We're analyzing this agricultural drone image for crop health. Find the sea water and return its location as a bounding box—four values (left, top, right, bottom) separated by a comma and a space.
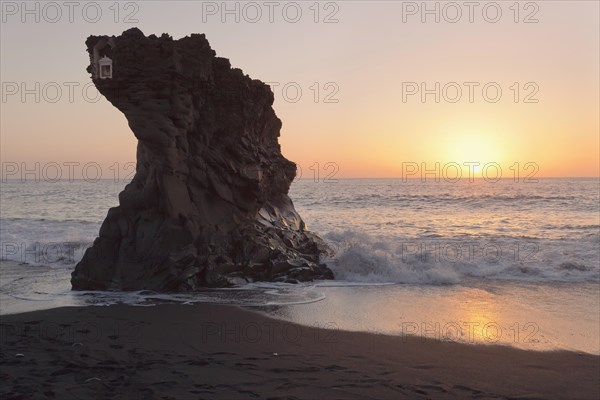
1, 178, 598, 353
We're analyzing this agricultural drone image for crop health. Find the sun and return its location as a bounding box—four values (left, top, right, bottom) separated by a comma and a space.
441, 131, 506, 175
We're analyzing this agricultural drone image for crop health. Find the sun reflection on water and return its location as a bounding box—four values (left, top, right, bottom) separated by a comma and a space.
266, 282, 599, 354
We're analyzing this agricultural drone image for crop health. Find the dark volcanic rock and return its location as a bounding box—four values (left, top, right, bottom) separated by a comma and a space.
71, 28, 333, 290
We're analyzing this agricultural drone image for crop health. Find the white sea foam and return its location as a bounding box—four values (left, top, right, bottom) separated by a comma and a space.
322, 229, 599, 284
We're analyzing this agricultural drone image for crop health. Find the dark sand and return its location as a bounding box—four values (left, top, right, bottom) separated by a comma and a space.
1, 304, 598, 399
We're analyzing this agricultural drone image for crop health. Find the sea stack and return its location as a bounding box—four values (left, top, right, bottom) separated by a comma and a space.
71, 28, 333, 290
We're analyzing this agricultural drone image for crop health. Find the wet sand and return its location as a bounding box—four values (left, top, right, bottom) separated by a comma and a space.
1, 304, 598, 399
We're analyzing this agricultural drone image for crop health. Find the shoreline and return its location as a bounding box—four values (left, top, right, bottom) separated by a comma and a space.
1, 304, 598, 399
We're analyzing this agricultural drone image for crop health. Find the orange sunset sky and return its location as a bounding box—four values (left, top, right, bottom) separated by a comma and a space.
1, 1, 598, 178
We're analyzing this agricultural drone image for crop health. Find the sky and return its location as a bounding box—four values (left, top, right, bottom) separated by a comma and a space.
1, 0, 599, 179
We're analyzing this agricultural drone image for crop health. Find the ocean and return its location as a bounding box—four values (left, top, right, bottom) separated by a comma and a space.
1, 178, 599, 353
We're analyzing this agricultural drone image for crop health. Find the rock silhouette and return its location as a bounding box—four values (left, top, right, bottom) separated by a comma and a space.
71, 28, 333, 290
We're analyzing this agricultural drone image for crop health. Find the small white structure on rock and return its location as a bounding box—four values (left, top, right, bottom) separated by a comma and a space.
91, 37, 116, 79
97, 56, 113, 79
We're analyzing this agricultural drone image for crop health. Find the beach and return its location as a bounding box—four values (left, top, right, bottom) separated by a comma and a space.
1, 303, 598, 400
